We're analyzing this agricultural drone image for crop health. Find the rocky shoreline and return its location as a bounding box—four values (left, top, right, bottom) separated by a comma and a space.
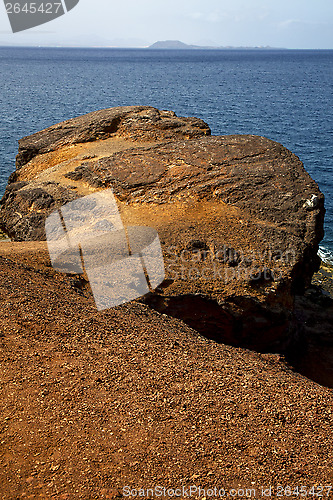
0, 106, 326, 353
312, 260, 333, 297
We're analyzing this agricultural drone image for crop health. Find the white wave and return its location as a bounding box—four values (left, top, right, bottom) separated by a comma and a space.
318, 245, 333, 265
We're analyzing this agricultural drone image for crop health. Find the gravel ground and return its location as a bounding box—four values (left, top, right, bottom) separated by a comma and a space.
0, 245, 332, 499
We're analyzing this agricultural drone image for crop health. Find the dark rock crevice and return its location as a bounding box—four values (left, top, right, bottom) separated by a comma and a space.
143, 291, 293, 353
143, 287, 333, 389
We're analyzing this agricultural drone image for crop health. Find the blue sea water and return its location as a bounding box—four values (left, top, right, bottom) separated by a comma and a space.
0, 47, 332, 260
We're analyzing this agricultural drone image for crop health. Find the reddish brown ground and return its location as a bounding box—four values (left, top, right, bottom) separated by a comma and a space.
0, 243, 332, 499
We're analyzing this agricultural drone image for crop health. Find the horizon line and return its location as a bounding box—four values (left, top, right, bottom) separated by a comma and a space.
0, 44, 332, 50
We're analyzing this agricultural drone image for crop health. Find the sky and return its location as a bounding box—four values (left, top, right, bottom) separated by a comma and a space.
0, 0, 333, 49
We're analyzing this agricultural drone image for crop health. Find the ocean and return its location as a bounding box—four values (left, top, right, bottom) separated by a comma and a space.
0, 47, 332, 260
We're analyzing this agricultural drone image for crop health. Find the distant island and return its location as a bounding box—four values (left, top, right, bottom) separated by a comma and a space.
148, 40, 285, 50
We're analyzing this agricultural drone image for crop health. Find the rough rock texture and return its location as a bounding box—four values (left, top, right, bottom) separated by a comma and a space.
1, 106, 210, 241
15, 105, 211, 169
0, 106, 326, 351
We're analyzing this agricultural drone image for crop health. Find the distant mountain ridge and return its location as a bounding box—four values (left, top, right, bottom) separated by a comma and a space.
148, 40, 285, 50
148, 40, 199, 49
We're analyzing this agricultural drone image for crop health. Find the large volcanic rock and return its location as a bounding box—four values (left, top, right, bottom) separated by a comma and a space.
0, 106, 325, 350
